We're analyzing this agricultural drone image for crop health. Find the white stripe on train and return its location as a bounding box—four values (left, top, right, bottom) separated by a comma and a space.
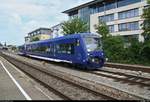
27, 54, 73, 64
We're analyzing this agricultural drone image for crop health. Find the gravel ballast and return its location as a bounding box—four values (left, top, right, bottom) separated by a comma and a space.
2, 52, 150, 100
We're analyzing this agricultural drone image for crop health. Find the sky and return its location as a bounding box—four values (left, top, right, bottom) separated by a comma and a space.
0, 0, 92, 46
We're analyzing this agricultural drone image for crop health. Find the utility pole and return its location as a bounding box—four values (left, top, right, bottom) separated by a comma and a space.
4, 42, 7, 47
103, 2, 106, 22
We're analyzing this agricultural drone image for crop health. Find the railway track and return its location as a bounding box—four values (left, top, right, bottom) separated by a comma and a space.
0, 53, 115, 100
105, 63, 150, 73
0, 51, 149, 99
90, 69, 150, 89
5, 52, 150, 89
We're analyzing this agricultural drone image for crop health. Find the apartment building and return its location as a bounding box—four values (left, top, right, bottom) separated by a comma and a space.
25, 28, 52, 43
63, 0, 148, 42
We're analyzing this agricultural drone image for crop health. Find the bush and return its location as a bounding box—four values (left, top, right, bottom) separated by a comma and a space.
103, 36, 125, 62
125, 39, 143, 64
102, 36, 150, 66
31, 37, 40, 42
139, 41, 150, 65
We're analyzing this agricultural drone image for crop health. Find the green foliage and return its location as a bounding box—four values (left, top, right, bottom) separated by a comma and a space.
31, 37, 40, 42
140, 41, 150, 60
124, 39, 143, 64
102, 36, 125, 62
95, 20, 110, 39
12, 46, 17, 51
103, 36, 150, 66
142, 0, 150, 41
62, 17, 88, 35
94, 19, 150, 66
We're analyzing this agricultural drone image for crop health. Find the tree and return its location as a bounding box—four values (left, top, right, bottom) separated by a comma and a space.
102, 36, 125, 62
12, 46, 17, 51
62, 17, 88, 35
31, 37, 40, 42
140, 40, 150, 60
95, 20, 110, 39
140, 0, 150, 65
95, 20, 125, 62
142, 0, 150, 41
125, 38, 143, 64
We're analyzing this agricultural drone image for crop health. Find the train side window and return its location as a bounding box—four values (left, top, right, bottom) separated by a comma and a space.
57, 43, 74, 55
45, 47, 50, 53
71, 44, 74, 54
56, 45, 61, 54
50, 45, 54, 54
46, 45, 53, 55
75, 39, 80, 46
28, 46, 32, 51
36, 45, 47, 53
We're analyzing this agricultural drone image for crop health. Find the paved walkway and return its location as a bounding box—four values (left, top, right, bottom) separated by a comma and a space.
0, 58, 26, 100
0, 56, 53, 100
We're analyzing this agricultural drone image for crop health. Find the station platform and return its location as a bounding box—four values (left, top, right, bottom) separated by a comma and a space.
0, 56, 52, 100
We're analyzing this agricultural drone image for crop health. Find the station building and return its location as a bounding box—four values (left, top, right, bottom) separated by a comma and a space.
63, 0, 148, 42
25, 28, 52, 43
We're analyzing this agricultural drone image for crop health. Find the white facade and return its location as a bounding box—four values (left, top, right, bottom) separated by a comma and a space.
51, 23, 64, 38
90, 0, 147, 42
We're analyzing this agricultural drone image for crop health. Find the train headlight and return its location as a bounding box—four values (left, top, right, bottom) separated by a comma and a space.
92, 58, 95, 62
90, 57, 100, 64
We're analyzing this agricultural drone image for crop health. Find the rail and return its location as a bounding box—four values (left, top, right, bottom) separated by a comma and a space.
105, 63, 150, 73
0, 53, 115, 100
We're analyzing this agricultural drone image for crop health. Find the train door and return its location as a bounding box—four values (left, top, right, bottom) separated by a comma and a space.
73, 38, 86, 64
43, 42, 55, 59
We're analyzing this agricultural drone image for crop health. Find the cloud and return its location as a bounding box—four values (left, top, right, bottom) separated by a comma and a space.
22, 20, 51, 35
9, 13, 22, 25
0, 0, 92, 45
0, 0, 46, 17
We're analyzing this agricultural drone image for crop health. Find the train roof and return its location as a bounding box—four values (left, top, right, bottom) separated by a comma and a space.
25, 33, 100, 45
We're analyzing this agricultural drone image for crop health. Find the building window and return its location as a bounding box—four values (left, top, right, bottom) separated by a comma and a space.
70, 15, 78, 19
117, 0, 141, 8
33, 32, 36, 36
108, 25, 115, 33
105, 2, 116, 10
118, 8, 139, 19
79, 7, 90, 23
89, 0, 141, 15
37, 31, 41, 34
89, 0, 117, 14
90, 4, 104, 14
99, 14, 114, 22
118, 21, 139, 31
123, 34, 139, 48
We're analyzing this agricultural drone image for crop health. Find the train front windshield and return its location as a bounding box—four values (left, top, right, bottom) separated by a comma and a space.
84, 37, 102, 52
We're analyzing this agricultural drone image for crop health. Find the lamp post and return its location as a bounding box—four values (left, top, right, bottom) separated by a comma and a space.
103, 2, 106, 22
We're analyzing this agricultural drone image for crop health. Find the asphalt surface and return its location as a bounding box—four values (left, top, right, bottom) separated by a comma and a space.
0, 56, 53, 100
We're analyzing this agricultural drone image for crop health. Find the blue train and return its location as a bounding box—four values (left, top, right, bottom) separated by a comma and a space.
18, 33, 105, 69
